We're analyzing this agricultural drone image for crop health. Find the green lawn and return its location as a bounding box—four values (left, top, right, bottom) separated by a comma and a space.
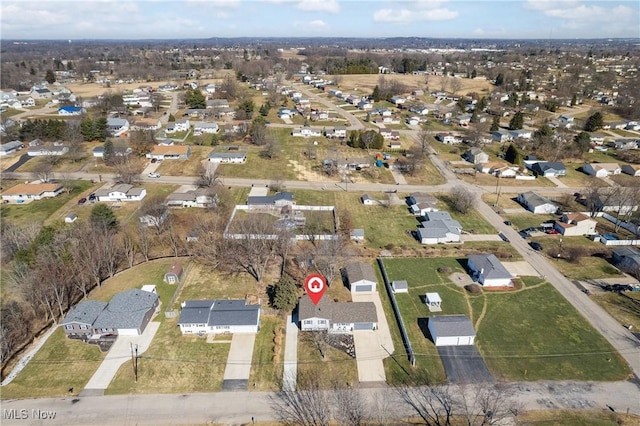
249, 315, 285, 390
380, 258, 630, 382
297, 331, 358, 388
1, 328, 106, 399
106, 317, 230, 394
1, 180, 95, 225
478, 279, 630, 381
503, 213, 557, 230
591, 292, 640, 331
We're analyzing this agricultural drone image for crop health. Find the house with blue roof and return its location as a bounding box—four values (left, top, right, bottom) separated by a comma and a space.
58, 106, 85, 116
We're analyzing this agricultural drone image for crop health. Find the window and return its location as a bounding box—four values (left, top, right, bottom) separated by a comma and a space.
64, 325, 74, 330
79, 324, 88, 330
303, 320, 313, 325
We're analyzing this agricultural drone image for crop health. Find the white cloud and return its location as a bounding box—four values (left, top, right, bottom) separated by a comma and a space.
296, 0, 339, 14
373, 7, 458, 23
308, 19, 326, 28
524, 0, 634, 24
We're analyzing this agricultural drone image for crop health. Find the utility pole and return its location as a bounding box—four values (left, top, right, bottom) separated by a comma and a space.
131, 343, 138, 383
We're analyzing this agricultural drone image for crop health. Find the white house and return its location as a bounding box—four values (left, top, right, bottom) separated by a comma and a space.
516, 191, 558, 214
94, 184, 147, 202
166, 118, 190, 133
291, 126, 322, 138
177, 300, 260, 335
208, 151, 247, 164
57, 106, 84, 116
325, 127, 347, 139
417, 211, 462, 244
436, 133, 460, 144
344, 262, 377, 294
298, 295, 378, 332
27, 145, 68, 156
106, 118, 130, 137
0, 141, 24, 156
428, 315, 476, 346
554, 212, 597, 236
467, 254, 513, 287
2, 183, 64, 204
582, 162, 621, 177
193, 121, 219, 135
146, 145, 191, 160
166, 190, 216, 208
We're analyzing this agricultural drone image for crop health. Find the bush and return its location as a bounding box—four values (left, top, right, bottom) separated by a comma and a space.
437, 266, 452, 274
465, 284, 482, 294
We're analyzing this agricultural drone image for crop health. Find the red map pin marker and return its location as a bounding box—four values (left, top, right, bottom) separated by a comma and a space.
304, 273, 327, 305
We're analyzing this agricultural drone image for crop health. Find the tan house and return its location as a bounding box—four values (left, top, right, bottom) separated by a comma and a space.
554, 212, 597, 236
2, 183, 64, 203
146, 145, 191, 160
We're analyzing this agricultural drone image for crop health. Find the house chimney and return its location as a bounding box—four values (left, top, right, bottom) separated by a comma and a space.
480, 268, 484, 275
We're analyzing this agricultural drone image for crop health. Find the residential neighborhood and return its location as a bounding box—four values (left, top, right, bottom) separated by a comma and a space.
1, 26, 640, 426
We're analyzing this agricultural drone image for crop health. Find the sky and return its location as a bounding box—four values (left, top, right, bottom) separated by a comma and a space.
2, 0, 639, 40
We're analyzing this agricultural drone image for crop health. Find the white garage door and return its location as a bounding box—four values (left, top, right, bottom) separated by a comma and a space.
457, 336, 473, 345
355, 285, 373, 292
117, 328, 139, 336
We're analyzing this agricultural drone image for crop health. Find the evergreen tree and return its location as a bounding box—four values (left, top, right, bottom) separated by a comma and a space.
508, 112, 524, 130
571, 94, 577, 107
103, 139, 114, 165
490, 116, 500, 132
271, 277, 299, 312
494, 73, 504, 86
477, 96, 487, 111
259, 103, 271, 117
45, 69, 56, 84
94, 117, 108, 142
505, 143, 522, 165
185, 88, 206, 109
372, 85, 381, 102
80, 117, 95, 141
168, 113, 176, 122
584, 112, 604, 132
574, 132, 592, 152
90, 204, 119, 231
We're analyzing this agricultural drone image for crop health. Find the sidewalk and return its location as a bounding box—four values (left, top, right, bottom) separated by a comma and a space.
282, 314, 298, 391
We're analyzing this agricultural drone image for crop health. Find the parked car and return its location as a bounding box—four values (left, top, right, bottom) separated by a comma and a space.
88, 193, 96, 201
546, 229, 559, 235
519, 231, 531, 239
529, 241, 543, 251
148, 172, 161, 178
498, 232, 510, 242
77, 197, 87, 205
504, 220, 512, 226
150, 158, 157, 163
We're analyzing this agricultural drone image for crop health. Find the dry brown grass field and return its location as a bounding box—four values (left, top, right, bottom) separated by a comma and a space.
334, 74, 493, 96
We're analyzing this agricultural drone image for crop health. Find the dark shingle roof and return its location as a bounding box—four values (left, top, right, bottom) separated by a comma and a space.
430, 315, 476, 337
177, 299, 260, 327
468, 254, 512, 280
344, 262, 377, 284
92, 289, 158, 330
61, 300, 107, 326
247, 192, 294, 206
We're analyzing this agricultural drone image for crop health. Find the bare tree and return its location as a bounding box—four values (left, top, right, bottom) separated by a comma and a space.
331, 382, 368, 426
32, 161, 54, 183
315, 237, 346, 287
270, 370, 331, 426
416, 125, 432, 155
450, 77, 463, 94
0, 222, 39, 262
450, 186, 475, 214
224, 214, 276, 282
136, 224, 153, 262
112, 155, 143, 184
458, 384, 522, 426
121, 230, 137, 268
139, 196, 170, 234
395, 381, 455, 426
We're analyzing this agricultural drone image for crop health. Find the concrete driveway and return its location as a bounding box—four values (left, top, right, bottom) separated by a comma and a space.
351, 292, 395, 383
81, 322, 160, 396
503, 261, 540, 277
222, 333, 256, 391
283, 314, 298, 391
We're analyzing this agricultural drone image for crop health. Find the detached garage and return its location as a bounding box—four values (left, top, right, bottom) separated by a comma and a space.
428, 315, 476, 346
344, 262, 377, 294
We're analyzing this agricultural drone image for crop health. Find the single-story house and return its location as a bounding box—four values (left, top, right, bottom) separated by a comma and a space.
131, 118, 162, 131
94, 184, 147, 202
621, 164, 640, 177
166, 118, 190, 133
463, 148, 489, 165
208, 151, 247, 163
436, 133, 460, 144
298, 295, 378, 332
166, 190, 215, 208
247, 192, 295, 208
611, 247, 640, 275
475, 161, 517, 177
467, 254, 513, 287
582, 162, 621, 177
428, 315, 476, 346
61, 289, 159, 337
510, 129, 533, 140
193, 121, 219, 135
516, 191, 558, 214
106, 118, 130, 137
57, 106, 84, 116
531, 161, 566, 177
325, 126, 347, 139
361, 194, 375, 205
554, 212, 597, 236
2, 183, 64, 204
0, 140, 24, 156
146, 145, 191, 160
344, 262, 378, 294
392, 280, 408, 293
417, 211, 462, 244
164, 263, 183, 284
177, 299, 260, 335
27, 145, 68, 156
291, 126, 322, 137
350, 228, 365, 242
492, 131, 512, 143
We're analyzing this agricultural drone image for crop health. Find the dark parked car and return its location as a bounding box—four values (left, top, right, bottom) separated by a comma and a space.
88, 193, 96, 201
77, 197, 87, 205
529, 241, 543, 251
498, 232, 510, 242
519, 231, 531, 239
150, 158, 157, 163
504, 220, 512, 226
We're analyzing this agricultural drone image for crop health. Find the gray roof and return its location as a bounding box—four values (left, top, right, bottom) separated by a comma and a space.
468, 254, 512, 280
392, 280, 408, 290
178, 299, 260, 327
429, 315, 476, 337
167, 191, 198, 203
409, 192, 437, 206
344, 262, 377, 284
61, 300, 108, 326
247, 192, 294, 206
209, 152, 246, 159
107, 118, 128, 127
532, 162, 565, 173
419, 211, 462, 238
92, 289, 158, 330
519, 191, 556, 208
350, 229, 365, 238
298, 295, 378, 324
1, 141, 24, 151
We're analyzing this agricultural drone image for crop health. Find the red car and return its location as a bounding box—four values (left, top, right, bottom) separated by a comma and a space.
546, 229, 559, 234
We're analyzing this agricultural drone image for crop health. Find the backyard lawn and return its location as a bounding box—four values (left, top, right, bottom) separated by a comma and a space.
0, 328, 106, 399
380, 258, 630, 382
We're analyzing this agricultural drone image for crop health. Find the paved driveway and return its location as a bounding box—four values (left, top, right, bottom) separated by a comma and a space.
437, 345, 493, 384
81, 322, 160, 396
503, 261, 540, 277
283, 314, 298, 391
351, 292, 395, 383
222, 333, 256, 391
